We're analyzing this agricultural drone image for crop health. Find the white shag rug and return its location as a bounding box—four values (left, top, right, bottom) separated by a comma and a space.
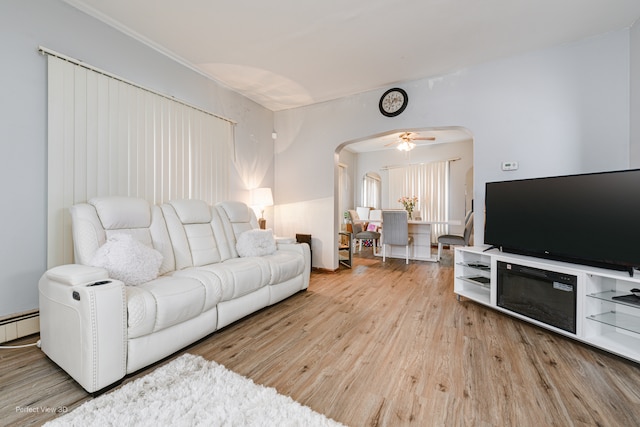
45, 354, 345, 427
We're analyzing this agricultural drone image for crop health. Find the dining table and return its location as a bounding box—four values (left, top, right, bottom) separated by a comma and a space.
373, 219, 461, 262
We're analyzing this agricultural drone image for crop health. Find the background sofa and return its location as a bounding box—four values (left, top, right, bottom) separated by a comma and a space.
39, 197, 310, 393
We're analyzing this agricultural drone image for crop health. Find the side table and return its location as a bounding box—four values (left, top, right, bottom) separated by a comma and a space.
338, 231, 352, 268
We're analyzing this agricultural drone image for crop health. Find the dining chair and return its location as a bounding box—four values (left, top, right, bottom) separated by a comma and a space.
437, 211, 474, 260
368, 209, 382, 228
368, 210, 383, 254
347, 210, 381, 253
356, 206, 371, 221
381, 210, 413, 264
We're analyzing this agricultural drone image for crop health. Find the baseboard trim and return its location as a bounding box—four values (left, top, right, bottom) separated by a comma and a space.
312, 267, 338, 273
0, 310, 39, 344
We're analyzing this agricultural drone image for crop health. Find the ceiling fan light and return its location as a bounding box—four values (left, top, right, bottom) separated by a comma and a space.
397, 140, 415, 151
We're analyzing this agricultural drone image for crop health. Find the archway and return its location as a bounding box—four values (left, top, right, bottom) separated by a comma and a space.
333, 126, 474, 267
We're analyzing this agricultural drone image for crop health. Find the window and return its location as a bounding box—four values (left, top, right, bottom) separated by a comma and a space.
362, 172, 381, 208
387, 161, 450, 241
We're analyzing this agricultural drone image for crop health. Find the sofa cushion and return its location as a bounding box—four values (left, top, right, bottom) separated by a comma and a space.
169, 199, 212, 224
170, 268, 223, 313
183, 223, 221, 266
262, 250, 306, 285
217, 201, 252, 223
198, 257, 271, 301
90, 197, 151, 230
236, 229, 277, 257
215, 201, 260, 256
71, 199, 176, 274
125, 285, 157, 339
89, 234, 163, 286
136, 276, 211, 333
161, 200, 233, 269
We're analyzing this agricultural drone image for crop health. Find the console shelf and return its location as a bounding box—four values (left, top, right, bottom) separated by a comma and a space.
454, 247, 492, 305
458, 275, 491, 288
586, 311, 640, 335
587, 290, 640, 308
455, 246, 640, 364
456, 262, 490, 271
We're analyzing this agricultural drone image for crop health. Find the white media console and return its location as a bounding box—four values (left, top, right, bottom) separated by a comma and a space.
455, 246, 640, 364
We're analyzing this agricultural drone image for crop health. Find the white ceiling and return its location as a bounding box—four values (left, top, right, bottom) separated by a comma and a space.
65, 0, 640, 112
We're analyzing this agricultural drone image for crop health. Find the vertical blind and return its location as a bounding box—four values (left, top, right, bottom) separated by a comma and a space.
388, 160, 450, 242
45, 51, 233, 267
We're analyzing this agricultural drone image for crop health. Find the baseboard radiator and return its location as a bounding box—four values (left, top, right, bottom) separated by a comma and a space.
0, 311, 39, 344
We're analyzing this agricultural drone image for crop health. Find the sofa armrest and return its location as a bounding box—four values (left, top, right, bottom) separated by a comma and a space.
39, 264, 127, 393
44, 264, 109, 285
275, 236, 296, 245
276, 241, 299, 251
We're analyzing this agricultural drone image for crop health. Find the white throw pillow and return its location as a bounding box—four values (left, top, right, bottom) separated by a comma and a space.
236, 229, 277, 257
90, 234, 163, 286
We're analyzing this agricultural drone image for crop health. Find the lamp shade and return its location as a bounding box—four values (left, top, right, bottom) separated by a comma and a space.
250, 188, 273, 229
250, 187, 273, 210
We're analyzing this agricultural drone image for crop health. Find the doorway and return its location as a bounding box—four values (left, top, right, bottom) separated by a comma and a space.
334, 126, 474, 264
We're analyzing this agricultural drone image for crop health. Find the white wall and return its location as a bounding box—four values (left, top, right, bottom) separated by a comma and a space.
0, 0, 274, 317
275, 29, 631, 270
631, 19, 640, 166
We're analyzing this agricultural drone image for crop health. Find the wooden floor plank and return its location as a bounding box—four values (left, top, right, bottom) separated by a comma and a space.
2, 249, 640, 426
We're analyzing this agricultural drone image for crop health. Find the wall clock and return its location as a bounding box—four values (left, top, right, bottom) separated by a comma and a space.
379, 88, 408, 117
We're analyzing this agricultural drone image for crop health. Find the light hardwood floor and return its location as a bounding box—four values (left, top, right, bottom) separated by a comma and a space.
3, 250, 640, 426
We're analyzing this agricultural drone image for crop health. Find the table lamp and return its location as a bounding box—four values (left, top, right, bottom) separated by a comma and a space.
250, 187, 273, 229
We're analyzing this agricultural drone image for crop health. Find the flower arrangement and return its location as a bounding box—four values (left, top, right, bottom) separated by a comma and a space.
398, 196, 418, 218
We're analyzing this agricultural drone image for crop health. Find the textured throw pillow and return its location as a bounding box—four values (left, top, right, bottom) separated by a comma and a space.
236, 229, 277, 257
90, 234, 163, 286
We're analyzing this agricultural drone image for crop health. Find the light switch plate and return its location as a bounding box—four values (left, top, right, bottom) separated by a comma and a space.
502, 161, 519, 171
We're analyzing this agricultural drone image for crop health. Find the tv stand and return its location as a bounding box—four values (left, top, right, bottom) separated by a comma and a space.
455, 246, 640, 364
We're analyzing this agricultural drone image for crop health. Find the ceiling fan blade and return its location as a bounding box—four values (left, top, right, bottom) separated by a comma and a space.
412, 136, 436, 141
384, 141, 398, 147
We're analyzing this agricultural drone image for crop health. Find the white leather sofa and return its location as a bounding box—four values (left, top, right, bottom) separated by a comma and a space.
38, 197, 310, 393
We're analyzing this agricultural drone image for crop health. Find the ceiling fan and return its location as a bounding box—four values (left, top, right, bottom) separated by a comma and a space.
385, 132, 436, 151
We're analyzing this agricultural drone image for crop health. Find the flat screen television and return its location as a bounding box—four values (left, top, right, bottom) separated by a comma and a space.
484, 169, 640, 274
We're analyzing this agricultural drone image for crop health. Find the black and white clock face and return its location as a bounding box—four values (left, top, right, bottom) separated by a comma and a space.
379, 88, 408, 117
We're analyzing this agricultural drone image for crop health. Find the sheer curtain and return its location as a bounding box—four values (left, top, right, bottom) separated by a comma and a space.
387, 160, 450, 242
